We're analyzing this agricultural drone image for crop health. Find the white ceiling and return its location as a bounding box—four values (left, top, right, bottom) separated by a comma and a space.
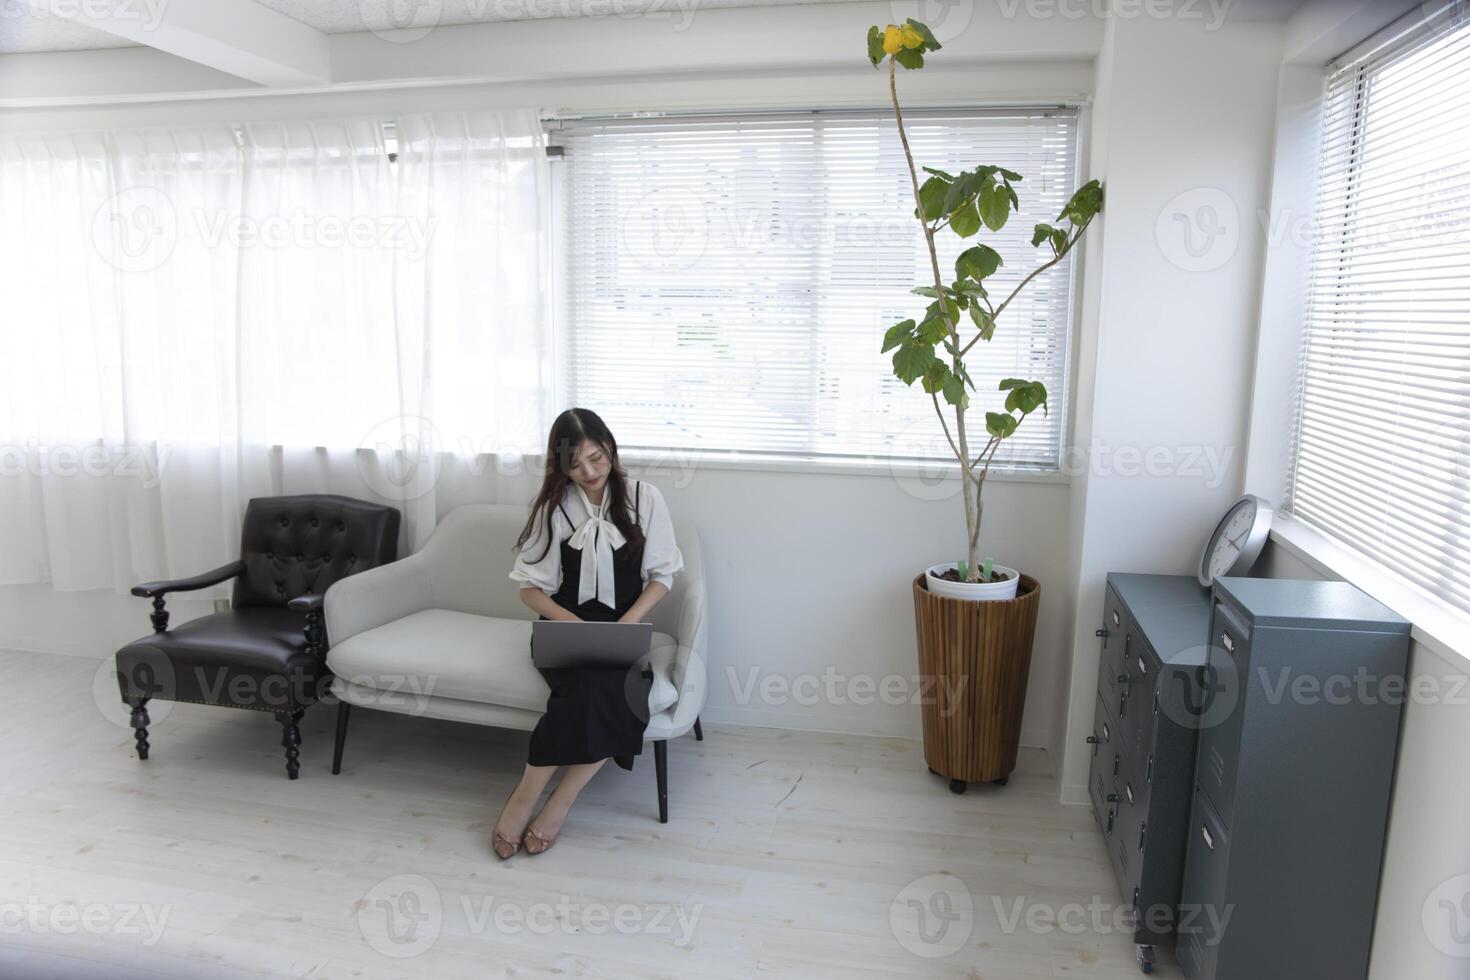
0, 0, 1315, 56
0, 13, 137, 53
254, 0, 848, 34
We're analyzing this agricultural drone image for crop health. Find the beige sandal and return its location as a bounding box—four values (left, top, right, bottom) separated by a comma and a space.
492, 825, 522, 860
521, 823, 558, 855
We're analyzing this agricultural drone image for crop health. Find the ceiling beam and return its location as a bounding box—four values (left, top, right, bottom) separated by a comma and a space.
47, 0, 331, 86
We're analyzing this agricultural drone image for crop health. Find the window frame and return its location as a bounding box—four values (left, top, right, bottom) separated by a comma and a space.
544, 104, 1090, 482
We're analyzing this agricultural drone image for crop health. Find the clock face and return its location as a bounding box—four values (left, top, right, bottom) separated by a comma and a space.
1199, 495, 1273, 587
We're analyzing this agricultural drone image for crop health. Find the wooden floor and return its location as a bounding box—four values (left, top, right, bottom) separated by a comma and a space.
0, 648, 1181, 980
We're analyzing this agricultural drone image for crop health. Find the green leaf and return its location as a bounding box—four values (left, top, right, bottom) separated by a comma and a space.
866, 25, 885, 67
916, 309, 951, 344
941, 371, 968, 407
920, 360, 951, 395
1031, 223, 1055, 247
911, 285, 941, 298
893, 341, 937, 384
894, 47, 924, 70
906, 18, 941, 51
881, 319, 916, 353
1000, 378, 1049, 416
977, 181, 1010, 232
985, 412, 1018, 439
917, 176, 948, 221
921, 166, 955, 180
997, 167, 1022, 182
956, 244, 1002, 281
970, 305, 995, 340
948, 200, 981, 237
1059, 179, 1104, 224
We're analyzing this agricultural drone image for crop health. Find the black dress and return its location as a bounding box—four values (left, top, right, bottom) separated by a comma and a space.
527, 490, 655, 773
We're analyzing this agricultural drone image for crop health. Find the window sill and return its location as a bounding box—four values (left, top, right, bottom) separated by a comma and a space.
1267, 515, 1470, 671
616, 447, 1070, 486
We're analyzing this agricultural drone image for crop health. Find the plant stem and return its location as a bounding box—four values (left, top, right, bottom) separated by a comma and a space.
890, 57, 982, 582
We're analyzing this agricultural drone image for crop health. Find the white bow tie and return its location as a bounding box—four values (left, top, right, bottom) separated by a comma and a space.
567, 482, 627, 610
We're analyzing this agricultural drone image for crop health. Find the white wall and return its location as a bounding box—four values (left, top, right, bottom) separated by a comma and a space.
1053, 12, 1286, 802
9, 464, 1071, 745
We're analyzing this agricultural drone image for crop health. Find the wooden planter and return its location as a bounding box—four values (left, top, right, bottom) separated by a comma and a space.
912, 572, 1041, 791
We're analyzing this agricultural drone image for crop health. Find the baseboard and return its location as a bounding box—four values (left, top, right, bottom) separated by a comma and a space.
1058, 781, 1092, 807
0, 635, 107, 660
700, 704, 1052, 749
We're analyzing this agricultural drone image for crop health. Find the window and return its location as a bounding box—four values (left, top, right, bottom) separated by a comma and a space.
555, 108, 1080, 469
1287, 3, 1470, 613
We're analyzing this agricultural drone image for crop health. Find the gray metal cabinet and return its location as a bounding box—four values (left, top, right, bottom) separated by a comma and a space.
1088, 573, 1213, 972
1176, 577, 1410, 980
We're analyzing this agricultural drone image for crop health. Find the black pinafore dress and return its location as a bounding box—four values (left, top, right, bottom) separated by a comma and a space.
527, 488, 654, 772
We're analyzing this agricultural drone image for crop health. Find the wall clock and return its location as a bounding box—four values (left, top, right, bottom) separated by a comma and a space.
1198, 494, 1274, 587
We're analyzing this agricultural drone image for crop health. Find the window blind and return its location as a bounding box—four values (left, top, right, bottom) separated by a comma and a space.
556, 108, 1080, 468
1287, 1, 1470, 613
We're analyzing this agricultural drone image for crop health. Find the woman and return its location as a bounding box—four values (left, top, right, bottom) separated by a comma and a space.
494, 408, 683, 859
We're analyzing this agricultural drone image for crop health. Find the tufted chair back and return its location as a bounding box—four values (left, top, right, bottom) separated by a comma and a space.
233, 494, 402, 609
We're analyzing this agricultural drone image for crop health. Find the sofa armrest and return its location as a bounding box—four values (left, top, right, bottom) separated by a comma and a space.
131, 560, 245, 598
323, 554, 433, 647
670, 572, 708, 712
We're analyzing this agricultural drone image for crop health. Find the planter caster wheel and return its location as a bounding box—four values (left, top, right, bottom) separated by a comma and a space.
949, 779, 966, 794
992, 777, 1009, 786
1137, 944, 1155, 974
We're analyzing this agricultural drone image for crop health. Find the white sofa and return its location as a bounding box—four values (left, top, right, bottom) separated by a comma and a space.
321, 503, 708, 822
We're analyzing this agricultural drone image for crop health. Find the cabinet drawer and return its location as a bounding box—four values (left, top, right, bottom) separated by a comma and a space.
1088, 694, 1120, 839
1118, 638, 1160, 763
1178, 786, 1231, 980
1195, 600, 1250, 827
1099, 584, 1128, 703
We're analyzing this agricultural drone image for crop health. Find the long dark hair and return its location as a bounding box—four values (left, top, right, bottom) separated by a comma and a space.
514, 408, 645, 566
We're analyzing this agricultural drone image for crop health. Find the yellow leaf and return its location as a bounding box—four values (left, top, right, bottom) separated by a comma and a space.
900, 23, 924, 49
883, 25, 903, 55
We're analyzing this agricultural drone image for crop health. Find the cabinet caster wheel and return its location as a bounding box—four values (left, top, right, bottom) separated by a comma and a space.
992, 777, 1009, 786
949, 779, 966, 794
1136, 944, 1154, 974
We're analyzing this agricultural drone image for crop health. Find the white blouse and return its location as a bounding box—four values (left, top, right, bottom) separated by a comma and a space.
508, 478, 684, 611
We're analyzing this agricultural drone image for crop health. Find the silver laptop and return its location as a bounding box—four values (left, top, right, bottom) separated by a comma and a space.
530, 620, 654, 669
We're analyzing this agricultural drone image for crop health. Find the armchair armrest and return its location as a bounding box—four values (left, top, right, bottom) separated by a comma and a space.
287, 594, 324, 614
669, 571, 708, 716
131, 560, 245, 598
323, 554, 433, 648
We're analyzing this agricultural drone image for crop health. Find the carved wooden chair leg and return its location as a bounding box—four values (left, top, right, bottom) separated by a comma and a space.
654, 740, 669, 824
276, 710, 303, 780
128, 699, 151, 761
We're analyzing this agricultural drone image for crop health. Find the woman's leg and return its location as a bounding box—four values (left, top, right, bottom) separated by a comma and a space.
493, 763, 558, 856
527, 759, 608, 842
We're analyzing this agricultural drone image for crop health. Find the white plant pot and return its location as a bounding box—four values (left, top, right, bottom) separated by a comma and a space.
924, 562, 1021, 601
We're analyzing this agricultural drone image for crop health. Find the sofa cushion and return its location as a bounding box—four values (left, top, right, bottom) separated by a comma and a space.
326, 608, 680, 716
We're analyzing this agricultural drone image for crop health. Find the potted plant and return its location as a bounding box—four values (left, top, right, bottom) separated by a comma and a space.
867, 20, 1104, 790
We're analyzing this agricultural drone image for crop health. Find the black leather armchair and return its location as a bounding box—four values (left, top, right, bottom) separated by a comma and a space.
114, 494, 401, 779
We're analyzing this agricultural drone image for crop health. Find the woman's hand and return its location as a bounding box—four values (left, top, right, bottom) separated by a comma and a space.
520, 587, 582, 622
618, 581, 669, 624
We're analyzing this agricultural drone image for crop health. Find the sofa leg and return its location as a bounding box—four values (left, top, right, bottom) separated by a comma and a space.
693, 716, 704, 741
129, 699, 151, 761
654, 740, 669, 824
332, 701, 351, 775
276, 710, 302, 780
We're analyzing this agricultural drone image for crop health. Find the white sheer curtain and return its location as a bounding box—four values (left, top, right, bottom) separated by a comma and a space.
0, 109, 550, 596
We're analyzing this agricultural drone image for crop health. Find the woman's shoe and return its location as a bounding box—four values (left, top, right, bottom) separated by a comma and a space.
491, 825, 522, 860
521, 823, 558, 855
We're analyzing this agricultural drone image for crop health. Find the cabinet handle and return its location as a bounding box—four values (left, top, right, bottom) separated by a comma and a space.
1201, 825, 1215, 850
1221, 632, 1234, 653
1106, 793, 1119, 803
1086, 735, 1099, 744
1112, 610, 1120, 627
1125, 783, 1134, 804
1136, 656, 1148, 675
1095, 628, 1109, 639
